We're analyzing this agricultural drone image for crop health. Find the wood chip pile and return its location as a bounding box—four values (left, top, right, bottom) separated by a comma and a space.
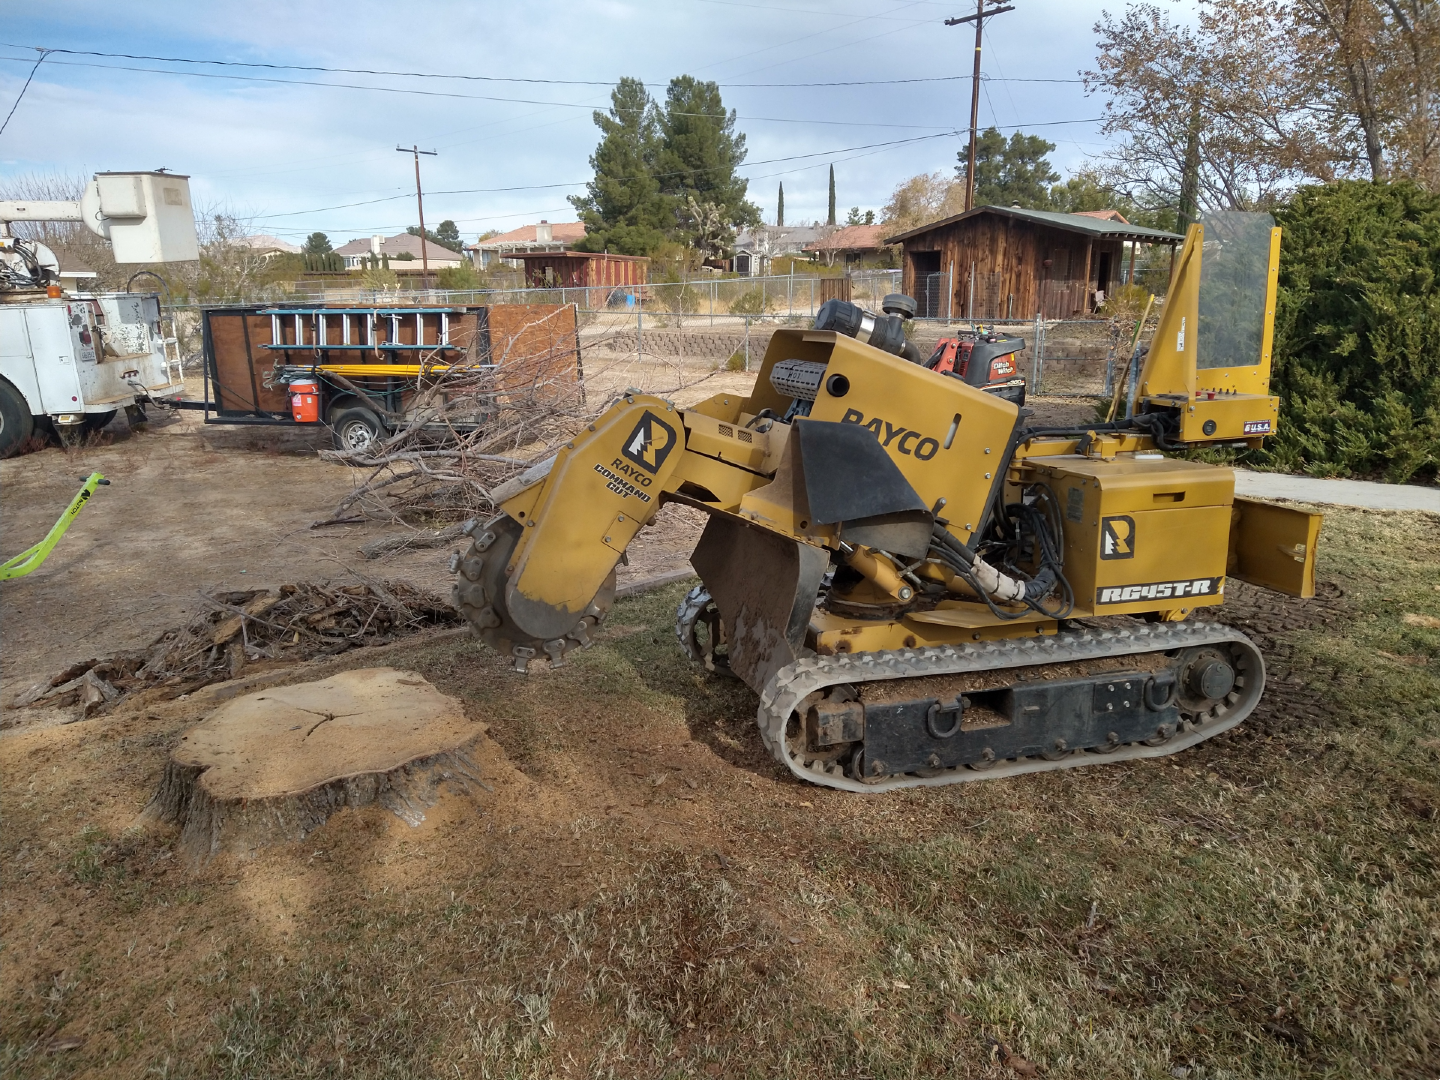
9, 581, 463, 718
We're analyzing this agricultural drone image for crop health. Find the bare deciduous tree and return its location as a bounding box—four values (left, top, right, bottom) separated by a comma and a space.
1086, 0, 1440, 219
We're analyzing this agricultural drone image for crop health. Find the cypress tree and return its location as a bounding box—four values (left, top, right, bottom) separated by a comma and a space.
828, 165, 836, 226
777, 182, 784, 227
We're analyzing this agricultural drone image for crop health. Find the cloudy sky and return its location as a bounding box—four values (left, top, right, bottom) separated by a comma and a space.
1, 0, 1129, 246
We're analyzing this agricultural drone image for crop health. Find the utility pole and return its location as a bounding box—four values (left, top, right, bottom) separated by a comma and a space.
396, 145, 437, 288
946, 1, 1015, 212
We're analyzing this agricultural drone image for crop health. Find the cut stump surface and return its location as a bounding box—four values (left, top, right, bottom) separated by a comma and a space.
145, 667, 488, 864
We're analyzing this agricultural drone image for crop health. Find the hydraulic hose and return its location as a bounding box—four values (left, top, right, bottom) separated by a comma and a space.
930, 524, 1053, 604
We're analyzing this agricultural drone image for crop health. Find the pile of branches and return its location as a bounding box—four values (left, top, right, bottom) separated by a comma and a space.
9, 581, 462, 718
318, 306, 592, 526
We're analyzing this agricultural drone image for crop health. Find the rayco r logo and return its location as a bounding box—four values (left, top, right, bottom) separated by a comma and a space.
1100, 515, 1135, 560
839, 409, 940, 461
620, 411, 677, 474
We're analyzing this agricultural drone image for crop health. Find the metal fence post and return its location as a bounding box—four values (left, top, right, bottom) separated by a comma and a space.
637, 295, 643, 365
1126, 343, 1140, 419
744, 315, 750, 371
1032, 313, 1042, 395
1103, 319, 1116, 398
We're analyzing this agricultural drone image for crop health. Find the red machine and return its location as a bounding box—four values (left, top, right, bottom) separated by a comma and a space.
926, 330, 1028, 405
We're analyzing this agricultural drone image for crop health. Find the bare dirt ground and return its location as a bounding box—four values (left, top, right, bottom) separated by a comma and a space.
3, 374, 1436, 1078
0, 402, 716, 705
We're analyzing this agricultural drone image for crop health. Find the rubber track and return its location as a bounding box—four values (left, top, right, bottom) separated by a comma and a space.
757, 621, 1265, 793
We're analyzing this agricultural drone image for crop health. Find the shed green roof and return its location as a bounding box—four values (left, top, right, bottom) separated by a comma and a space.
883, 205, 1183, 246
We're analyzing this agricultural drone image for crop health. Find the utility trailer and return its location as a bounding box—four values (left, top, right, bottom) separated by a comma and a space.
167, 302, 583, 452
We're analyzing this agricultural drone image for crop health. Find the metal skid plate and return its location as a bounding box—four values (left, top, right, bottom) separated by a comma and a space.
859, 670, 1180, 774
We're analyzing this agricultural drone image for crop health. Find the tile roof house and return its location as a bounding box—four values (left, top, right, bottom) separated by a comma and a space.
237, 234, 301, 257
803, 223, 889, 267
333, 233, 466, 271
468, 220, 587, 269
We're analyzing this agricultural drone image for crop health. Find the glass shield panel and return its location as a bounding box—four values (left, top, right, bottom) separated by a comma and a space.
1197, 210, 1274, 369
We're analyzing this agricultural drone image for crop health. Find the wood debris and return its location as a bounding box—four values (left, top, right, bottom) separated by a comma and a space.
9, 581, 462, 717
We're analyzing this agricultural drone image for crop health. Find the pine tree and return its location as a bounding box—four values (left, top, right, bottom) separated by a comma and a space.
570, 77, 667, 255
828, 165, 837, 226
956, 127, 1060, 209
777, 182, 784, 227
653, 76, 760, 245
303, 232, 332, 255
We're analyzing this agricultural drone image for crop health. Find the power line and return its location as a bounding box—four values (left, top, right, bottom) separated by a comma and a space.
0, 53, 964, 129
0, 47, 45, 138
249, 116, 1101, 222
0, 42, 1082, 88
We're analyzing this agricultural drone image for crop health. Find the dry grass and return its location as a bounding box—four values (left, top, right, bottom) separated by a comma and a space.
2, 508, 1438, 1078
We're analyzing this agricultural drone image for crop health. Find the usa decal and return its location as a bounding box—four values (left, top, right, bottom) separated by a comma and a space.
1243, 420, 1272, 435
1097, 578, 1224, 605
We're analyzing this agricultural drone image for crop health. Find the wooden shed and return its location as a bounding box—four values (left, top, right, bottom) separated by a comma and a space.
884, 206, 1182, 320
508, 250, 648, 307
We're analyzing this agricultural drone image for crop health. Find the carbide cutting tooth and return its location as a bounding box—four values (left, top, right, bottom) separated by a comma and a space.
447, 551, 461, 573
460, 517, 480, 536
544, 639, 567, 667
512, 645, 536, 673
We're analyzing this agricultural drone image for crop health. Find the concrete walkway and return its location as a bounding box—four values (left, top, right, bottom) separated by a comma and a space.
1234, 469, 1440, 512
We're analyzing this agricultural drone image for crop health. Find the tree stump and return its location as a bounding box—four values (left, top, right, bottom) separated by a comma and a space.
144, 667, 488, 864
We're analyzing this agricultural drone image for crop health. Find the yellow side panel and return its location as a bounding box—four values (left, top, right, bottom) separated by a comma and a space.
1228, 497, 1322, 598
805, 332, 1019, 546
668, 449, 769, 510
1178, 394, 1280, 442
1073, 505, 1232, 617
508, 396, 684, 613
686, 392, 749, 423
683, 411, 770, 472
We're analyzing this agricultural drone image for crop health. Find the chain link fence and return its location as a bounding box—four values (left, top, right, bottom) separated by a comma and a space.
160, 271, 1156, 402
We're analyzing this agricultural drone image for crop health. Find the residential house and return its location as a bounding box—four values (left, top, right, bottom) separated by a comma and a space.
333, 233, 466, 273
803, 223, 890, 268
468, 220, 587, 270
730, 225, 822, 276
237, 234, 301, 258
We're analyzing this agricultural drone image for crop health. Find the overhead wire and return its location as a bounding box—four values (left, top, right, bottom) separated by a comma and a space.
0, 42, 1083, 87
0, 53, 977, 130
0, 47, 45, 138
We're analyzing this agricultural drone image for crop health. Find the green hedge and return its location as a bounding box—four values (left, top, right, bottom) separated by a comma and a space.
1259, 181, 1440, 483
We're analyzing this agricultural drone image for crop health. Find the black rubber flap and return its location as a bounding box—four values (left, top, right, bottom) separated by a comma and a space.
795, 418, 930, 525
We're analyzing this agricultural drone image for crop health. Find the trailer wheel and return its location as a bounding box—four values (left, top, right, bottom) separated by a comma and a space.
0, 378, 35, 459
330, 407, 385, 454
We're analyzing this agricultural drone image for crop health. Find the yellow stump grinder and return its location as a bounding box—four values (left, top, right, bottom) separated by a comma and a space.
452, 212, 1323, 792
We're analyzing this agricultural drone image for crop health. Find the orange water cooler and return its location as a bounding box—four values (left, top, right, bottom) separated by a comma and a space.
289, 378, 320, 423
